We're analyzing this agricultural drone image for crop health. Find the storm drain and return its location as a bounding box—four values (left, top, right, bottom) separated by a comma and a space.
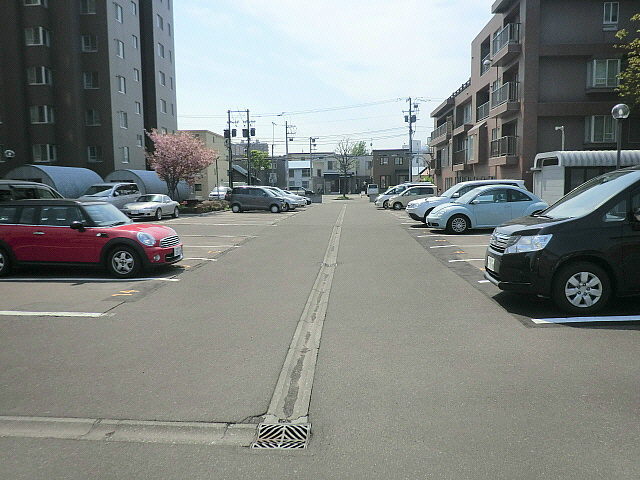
251, 423, 310, 449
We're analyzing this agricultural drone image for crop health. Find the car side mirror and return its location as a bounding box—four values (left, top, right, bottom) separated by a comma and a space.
471, 199, 480, 205
451, 193, 460, 198
70, 221, 85, 232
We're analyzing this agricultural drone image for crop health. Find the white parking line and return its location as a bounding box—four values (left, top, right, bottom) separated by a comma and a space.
478, 280, 490, 283
418, 234, 490, 238
430, 245, 488, 249
448, 259, 485, 263
0, 277, 180, 283
183, 245, 240, 248
183, 258, 217, 261
180, 235, 255, 238
531, 315, 640, 324
0, 311, 110, 318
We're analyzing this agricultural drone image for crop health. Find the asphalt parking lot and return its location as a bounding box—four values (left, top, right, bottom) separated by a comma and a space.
386, 207, 640, 328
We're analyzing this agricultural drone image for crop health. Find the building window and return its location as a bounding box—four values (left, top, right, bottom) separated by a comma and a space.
603, 2, 619, 25
122, 146, 130, 163
132, 34, 138, 49
171, 103, 174, 116
160, 99, 167, 114
157, 43, 165, 57
587, 59, 620, 88
30, 105, 55, 124
116, 39, 125, 58
169, 77, 173, 90
25, 27, 50, 46
159, 71, 165, 85
394, 156, 403, 165
289, 170, 294, 178
327, 160, 334, 170
585, 115, 616, 143
157, 14, 164, 29
161, 127, 167, 134
380, 156, 388, 165
24, 0, 48, 6
83, 71, 99, 89
27, 66, 52, 85
80, 0, 96, 14
131, 1, 137, 15
167, 23, 171, 37
119, 111, 128, 128
134, 101, 141, 114
117, 75, 126, 93
88, 146, 103, 162
0, 145, 4, 162
137, 134, 143, 147
168, 50, 172, 63
32, 144, 57, 162
302, 168, 310, 177
85, 109, 101, 126
81, 34, 98, 51
133, 68, 140, 82
114, 2, 123, 22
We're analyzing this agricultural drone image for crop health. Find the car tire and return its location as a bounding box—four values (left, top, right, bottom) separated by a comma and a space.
383, 200, 389, 209
270, 204, 281, 213
446, 214, 469, 234
231, 204, 242, 213
283, 203, 290, 212
552, 261, 611, 314
155, 209, 162, 221
107, 246, 141, 278
0, 247, 12, 277
423, 208, 434, 224
392, 202, 403, 210
172, 207, 179, 218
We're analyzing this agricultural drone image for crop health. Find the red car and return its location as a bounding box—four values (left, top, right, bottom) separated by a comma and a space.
0, 199, 183, 278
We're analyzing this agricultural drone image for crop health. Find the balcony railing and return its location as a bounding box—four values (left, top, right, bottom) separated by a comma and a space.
477, 101, 490, 121
492, 23, 520, 54
490, 136, 517, 157
490, 81, 519, 108
431, 123, 448, 141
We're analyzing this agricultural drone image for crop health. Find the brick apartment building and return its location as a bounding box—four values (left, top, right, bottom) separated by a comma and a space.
429, 0, 639, 192
0, 0, 177, 179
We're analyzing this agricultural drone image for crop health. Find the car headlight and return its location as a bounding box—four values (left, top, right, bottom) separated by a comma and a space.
429, 209, 444, 219
137, 231, 156, 246
504, 234, 552, 254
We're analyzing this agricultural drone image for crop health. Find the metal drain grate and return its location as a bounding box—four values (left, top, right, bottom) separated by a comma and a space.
252, 423, 310, 449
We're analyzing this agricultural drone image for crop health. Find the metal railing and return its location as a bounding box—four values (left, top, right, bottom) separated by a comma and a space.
490, 136, 517, 157
491, 81, 519, 108
430, 123, 448, 141
492, 23, 520, 54
477, 101, 490, 121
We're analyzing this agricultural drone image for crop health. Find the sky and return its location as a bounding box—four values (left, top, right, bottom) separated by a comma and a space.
173, 0, 495, 156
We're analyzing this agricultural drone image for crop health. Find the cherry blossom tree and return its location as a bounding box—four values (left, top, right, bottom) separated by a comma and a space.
145, 129, 217, 200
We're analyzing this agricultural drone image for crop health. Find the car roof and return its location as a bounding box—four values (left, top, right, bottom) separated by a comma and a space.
1, 199, 107, 207
0, 179, 53, 186
455, 179, 523, 187
465, 184, 529, 193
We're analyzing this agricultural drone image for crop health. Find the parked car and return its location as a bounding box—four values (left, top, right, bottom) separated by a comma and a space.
0, 199, 183, 278
77, 183, 141, 210
485, 166, 640, 314
0, 180, 64, 202
265, 186, 303, 209
226, 186, 286, 213
374, 182, 435, 208
426, 185, 548, 234
387, 185, 437, 210
208, 186, 232, 200
406, 179, 526, 223
283, 190, 311, 205
366, 184, 379, 195
287, 186, 314, 196
121, 194, 180, 220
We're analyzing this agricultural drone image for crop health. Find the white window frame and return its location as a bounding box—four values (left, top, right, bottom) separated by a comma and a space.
159, 71, 165, 85
122, 146, 130, 163
83, 71, 99, 89
588, 58, 620, 88
603, 2, 619, 25
24, 0, 48, 7
25, 27, 50, 46
115, 2, 123, 22
116, 39, 125, 58
157, 43, 165, 58
87, 146, 103, 162
157, 14, 164, 29
81, 35, 98, 52
134, 101, 141, 114
80, 0, 96, 14
32, 144, 57, 162
586, 115, 617, 143
160, 99, 167, 114
133, 68, 140, 82
86, 109, 101, 126
27, 66, 52, 85
117, 75, 126, 93
132, 34, 138, 49
119, 111, 128, 129
136, 134, 143, 147
30, 105, 55, 124
131, 1, 137, 15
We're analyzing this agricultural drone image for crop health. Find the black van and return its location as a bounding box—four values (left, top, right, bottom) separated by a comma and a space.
484, 166, 640, 314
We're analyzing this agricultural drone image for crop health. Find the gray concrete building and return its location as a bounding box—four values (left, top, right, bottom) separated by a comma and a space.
0, 0, 177, 179
371, 149, 411, 190
429, 0, 639, 192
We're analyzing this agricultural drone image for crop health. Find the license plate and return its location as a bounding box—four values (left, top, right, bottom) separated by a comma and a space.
174, 245, 182, 257
486, 255, 495, 271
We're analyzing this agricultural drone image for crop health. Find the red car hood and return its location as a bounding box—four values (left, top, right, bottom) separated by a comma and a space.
105, 223, 178, 239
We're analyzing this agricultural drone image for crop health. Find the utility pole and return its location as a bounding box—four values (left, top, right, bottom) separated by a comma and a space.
246, 109, 251, 185
227, 110, 234, 188
309, 137, 316, 191
285, 122, 296, 188
404, 98, 418, 183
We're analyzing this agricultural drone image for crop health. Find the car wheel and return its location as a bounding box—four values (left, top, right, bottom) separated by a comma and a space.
270, 204, 281, 213
0, 247, 12, 277
231, 204, 242, 213
283, 203, 290, 212
107, 246, 141, 278
392, 202, 403, 210
423, 208, 434, 224
552, 261, 611, 314
155, 209, 162, 220
383, 200, 389, 209
446, 214, 469, 234
172, 207, 179, 218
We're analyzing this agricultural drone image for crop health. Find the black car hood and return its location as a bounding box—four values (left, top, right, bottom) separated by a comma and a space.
495, 214, 574, 236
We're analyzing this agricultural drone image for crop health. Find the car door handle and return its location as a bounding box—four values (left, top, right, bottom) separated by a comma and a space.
33, 231, 45, 235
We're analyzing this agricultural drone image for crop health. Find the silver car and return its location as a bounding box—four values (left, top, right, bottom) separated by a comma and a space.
78, 183, 141, 210
122, 194, 180, 220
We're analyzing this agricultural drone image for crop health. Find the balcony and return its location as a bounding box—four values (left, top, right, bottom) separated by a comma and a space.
491, 82, 519, 108
480, 53, 491, 75
452, 148, 473, 171
489, 135, 518, 165
429, 121, 451, 146
477, 101, 490, 121
491, 23, 521, 66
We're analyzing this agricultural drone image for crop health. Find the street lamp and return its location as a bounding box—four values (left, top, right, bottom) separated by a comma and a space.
612, 103, 630, 170
555, 126, 565, 151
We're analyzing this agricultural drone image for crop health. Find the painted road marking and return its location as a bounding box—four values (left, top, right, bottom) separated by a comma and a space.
418, 234, 490, 238
0, 311, 110, 318
448, 258, 485, 263
478, 280, 490, 283
0, 277, 180, 283
180, 234, 255, 238
430, 245, 488, 248
182, 245, 240, 248
531, 315, 640, 324
183, 257, 217, 261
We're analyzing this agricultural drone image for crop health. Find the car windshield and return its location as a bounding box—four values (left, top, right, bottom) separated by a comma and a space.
455, 187, 486, 204
136, 195, 163, 202
541, 169, 640, 219
82, 185, 113, 196
83, 203, 133, 226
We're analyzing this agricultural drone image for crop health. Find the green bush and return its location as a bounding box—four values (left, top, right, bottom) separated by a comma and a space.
179, 200, 228, 214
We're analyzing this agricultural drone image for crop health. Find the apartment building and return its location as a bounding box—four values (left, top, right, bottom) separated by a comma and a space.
0, 0, 177, 179
429, 0, 639, 192
371, 149, 411, 190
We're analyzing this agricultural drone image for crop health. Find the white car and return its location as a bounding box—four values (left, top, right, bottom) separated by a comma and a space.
208, 186, 231, 200
121, 194, 180, 220
264, 186, 301, 210
373, 182, 434, 208
284, 190, 311, 205
406, 179, 526, 224
426, 185, 548, 234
